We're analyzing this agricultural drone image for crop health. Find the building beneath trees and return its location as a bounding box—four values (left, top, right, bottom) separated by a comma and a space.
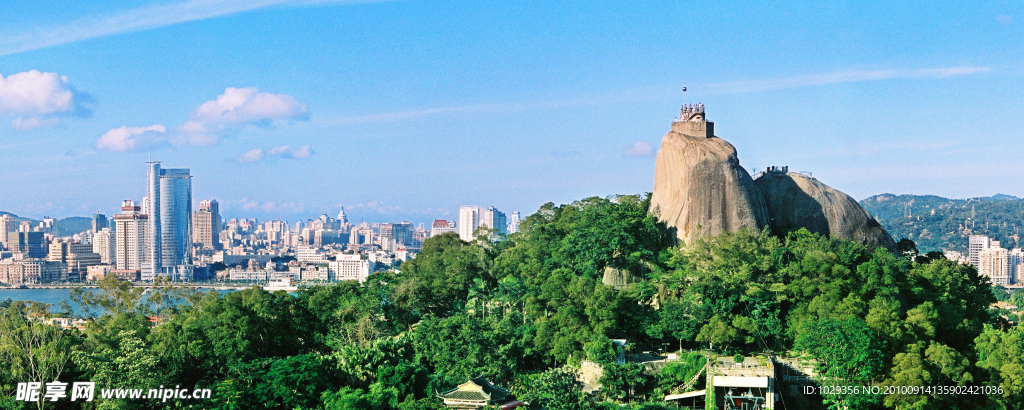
431, 219, 457, 237
458, 206, 507, 241
328, 254, 373, 282
970, 234, 1023, 285
665, 356, 777, 410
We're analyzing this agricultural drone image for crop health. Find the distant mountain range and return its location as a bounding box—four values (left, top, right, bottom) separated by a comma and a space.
0, 211, 93, 237
860, 194, 1024, 253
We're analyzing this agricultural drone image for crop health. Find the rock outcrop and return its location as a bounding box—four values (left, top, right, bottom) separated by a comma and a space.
650, 104, 897, 252
649, 106, 769, 245
754, 171, 898, 253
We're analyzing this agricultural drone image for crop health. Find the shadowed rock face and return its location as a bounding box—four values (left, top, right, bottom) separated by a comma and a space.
754, 172, 898, 253
649, 125, 769, 245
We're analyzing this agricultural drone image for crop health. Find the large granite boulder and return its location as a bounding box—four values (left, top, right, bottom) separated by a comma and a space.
754, 171, 898, 253
649, 109, 769, 245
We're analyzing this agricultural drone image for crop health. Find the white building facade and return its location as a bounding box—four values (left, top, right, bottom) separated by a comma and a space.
329, 254, 373, 282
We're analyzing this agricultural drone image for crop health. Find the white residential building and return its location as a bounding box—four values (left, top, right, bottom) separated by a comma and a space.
459, 205, 506, 241
969, 234, 992, 267
978, 245, 1010, 285
329, 254, 373, 282
92, 228, 115, 264
507, 211, 521, 234
1010, 248, 1024, 284
296, 245, 328, 263
431, 219, 456, 237
113, 200, 148, 273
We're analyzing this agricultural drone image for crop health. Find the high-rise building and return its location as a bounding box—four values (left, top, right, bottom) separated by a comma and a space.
92, 213, 108, 233
350, 224, 375, 245
47, 241, 102, 279
481, 207, 507, 236
392, 222, 413, 246
459, 206, 506, 241
114, 200, 148, 275
145, 162, 193, 280
1010, 248, 1024, 285
7, 232, 46, 258
329, 254, 374, 283
458, 206, 481, 241
193, 199, 222, 250
969, 234, 992, 267
92, 228, 115, 264
978, 244, 1010, 285
507, 211, 521, 234
0, 214, 18, 249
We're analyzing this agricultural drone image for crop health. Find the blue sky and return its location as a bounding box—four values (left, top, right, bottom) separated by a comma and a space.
1, 0, 1022, 225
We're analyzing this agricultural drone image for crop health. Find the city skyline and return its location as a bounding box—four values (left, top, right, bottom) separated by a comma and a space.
3, 1, 1024, 223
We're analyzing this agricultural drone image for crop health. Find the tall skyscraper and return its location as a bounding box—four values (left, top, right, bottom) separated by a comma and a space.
459, 205, 506, 241
1010, 248, 1024, 285
380, 222, 414, 246
969, 234, 992, 267
193, 199, 222, 250
507, 211, 521, 234
458, 206, 482, 241
145, 162, 193, 280
114, 200, 148, 275
0, 214, 16, 249
481, 207, 507, 236
978, 244, 1010, 285
92, 213, 108, 233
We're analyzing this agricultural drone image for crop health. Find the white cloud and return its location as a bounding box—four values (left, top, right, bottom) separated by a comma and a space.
623, 141, 654, 157
236, 148, 264, 163
170, 120, 220, 146
193, 87, 309, 124
237, 144, 313, 162
95, 124, 167, 152
11, 116, 61, 130
175, 87, 309, 145
269, 144, 313, 159
240, 198, 259, 210
0, 70, 91, 129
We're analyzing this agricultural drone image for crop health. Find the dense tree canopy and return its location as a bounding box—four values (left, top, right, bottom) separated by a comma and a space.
0, 193, 1016, 409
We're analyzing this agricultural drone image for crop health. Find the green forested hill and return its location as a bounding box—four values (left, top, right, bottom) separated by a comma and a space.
859, 193, 1024, 253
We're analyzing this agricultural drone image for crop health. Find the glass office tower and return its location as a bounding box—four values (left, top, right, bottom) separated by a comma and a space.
144, 162, 193, 281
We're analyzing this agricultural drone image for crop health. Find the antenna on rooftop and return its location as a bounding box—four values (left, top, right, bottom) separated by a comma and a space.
682, 86, 687, 106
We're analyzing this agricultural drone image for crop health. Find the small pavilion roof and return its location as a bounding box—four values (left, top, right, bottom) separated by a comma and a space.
438, 375, 510, 403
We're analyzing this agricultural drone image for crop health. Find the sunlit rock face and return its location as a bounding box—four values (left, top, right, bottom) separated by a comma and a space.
754, 171, 899, 253
649, 105, 897, 252
649, 107, 769, 245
